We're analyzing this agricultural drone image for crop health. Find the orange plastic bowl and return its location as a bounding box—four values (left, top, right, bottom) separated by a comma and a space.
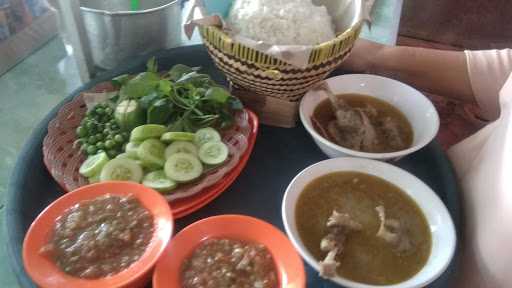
153, 214, 306, 288
22, 181, 174, 288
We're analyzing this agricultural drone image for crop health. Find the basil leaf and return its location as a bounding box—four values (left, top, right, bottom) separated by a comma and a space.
147, 99, 173, 125
168, 64, 198, 82
119, 72, 160, 99
111, 74, 130, 88
159, 79, 173, 96
138, 91, 160, 110
176, 72, 211, 86
205, 87, 230, 104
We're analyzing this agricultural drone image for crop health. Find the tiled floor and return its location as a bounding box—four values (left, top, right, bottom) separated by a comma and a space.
0, 37, 81, 288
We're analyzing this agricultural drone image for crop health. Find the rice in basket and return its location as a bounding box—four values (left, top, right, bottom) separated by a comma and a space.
228, 0, 336, 46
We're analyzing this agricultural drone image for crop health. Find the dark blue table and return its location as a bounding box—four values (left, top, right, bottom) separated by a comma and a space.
6, 45, 461, 288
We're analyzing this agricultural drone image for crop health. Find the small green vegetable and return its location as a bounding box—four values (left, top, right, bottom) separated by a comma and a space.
96, 142, 105, 150
76, 126, 87, 137
105, 140, 115, 149
114, 134, 124, 143
86, 145, 97, 155
115, 100, 145, 131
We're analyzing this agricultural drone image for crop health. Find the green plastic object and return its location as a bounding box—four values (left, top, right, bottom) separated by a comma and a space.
131, 0, 140, 11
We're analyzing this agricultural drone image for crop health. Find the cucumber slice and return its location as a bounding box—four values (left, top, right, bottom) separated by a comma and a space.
88, 173, 100, 184
130, 124, 167, 142
116, 153, 138, 160
79, 152, 110, 178
194, 127, 221, 147
161, 132, 195, 143
142, 170, 177, 193
198, 141, 229, 165
99, 158, 143, 182
165, 141, 198, 158
164, 153, 203, 183
135, 159, 157, 171
115, 100, 145, 131
125, 142, 140, 158
138, 139, 166, 168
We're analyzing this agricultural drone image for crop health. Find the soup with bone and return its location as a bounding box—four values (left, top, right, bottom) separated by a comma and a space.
295, 172, 431, 285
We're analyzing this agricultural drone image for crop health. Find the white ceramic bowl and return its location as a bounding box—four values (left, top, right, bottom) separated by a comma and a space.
299, 74, 440, 160
282, 157, 456, 288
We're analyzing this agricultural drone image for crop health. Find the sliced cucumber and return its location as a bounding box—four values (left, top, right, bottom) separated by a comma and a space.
165, 141, 198, 159
125, 142, 140, 158
194, 127, 221, 147
115, 100, 145, 131
135, 159, 157, 171
116, 152, 138, 160
164, 153, 203, 183
198, 141, 229, 165
130, 124, 167, 142
142, 170, 177, 193
161, 132, 195, 143
79, 152, 110, 178
88, 173, 100, 184
138, 139, 166, 168
99, 158, 143, 182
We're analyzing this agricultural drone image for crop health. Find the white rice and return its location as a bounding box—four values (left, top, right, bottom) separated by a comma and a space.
228, 0, 336, 46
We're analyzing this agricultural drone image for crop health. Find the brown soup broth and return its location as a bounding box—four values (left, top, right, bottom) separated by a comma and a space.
312, 94, 414, 153
296, 172, 431, 285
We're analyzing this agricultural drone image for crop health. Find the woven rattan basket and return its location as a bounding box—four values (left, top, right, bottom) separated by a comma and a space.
199, 15, 363, 127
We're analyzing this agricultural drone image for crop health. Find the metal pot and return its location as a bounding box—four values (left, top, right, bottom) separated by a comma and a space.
80, 0, 182, 69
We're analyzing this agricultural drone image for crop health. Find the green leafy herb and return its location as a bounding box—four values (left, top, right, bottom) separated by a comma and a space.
114, 60, 243, 133
119, 72, 160, 99
159, 79, 172, 95
147, 98, 173, 125
147, 57, 158, 73
111, 74, 130, 88
205, 87, 230, 104
176, 72, 212, 87
139, 91, 161, 110
167, 64, 200, 82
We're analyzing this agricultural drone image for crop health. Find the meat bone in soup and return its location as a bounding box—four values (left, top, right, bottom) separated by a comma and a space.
296, 172, 431, 285
311, 83, 413, 153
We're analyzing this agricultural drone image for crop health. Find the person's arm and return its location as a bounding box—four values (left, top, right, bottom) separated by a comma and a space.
341, 39, 476, 104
